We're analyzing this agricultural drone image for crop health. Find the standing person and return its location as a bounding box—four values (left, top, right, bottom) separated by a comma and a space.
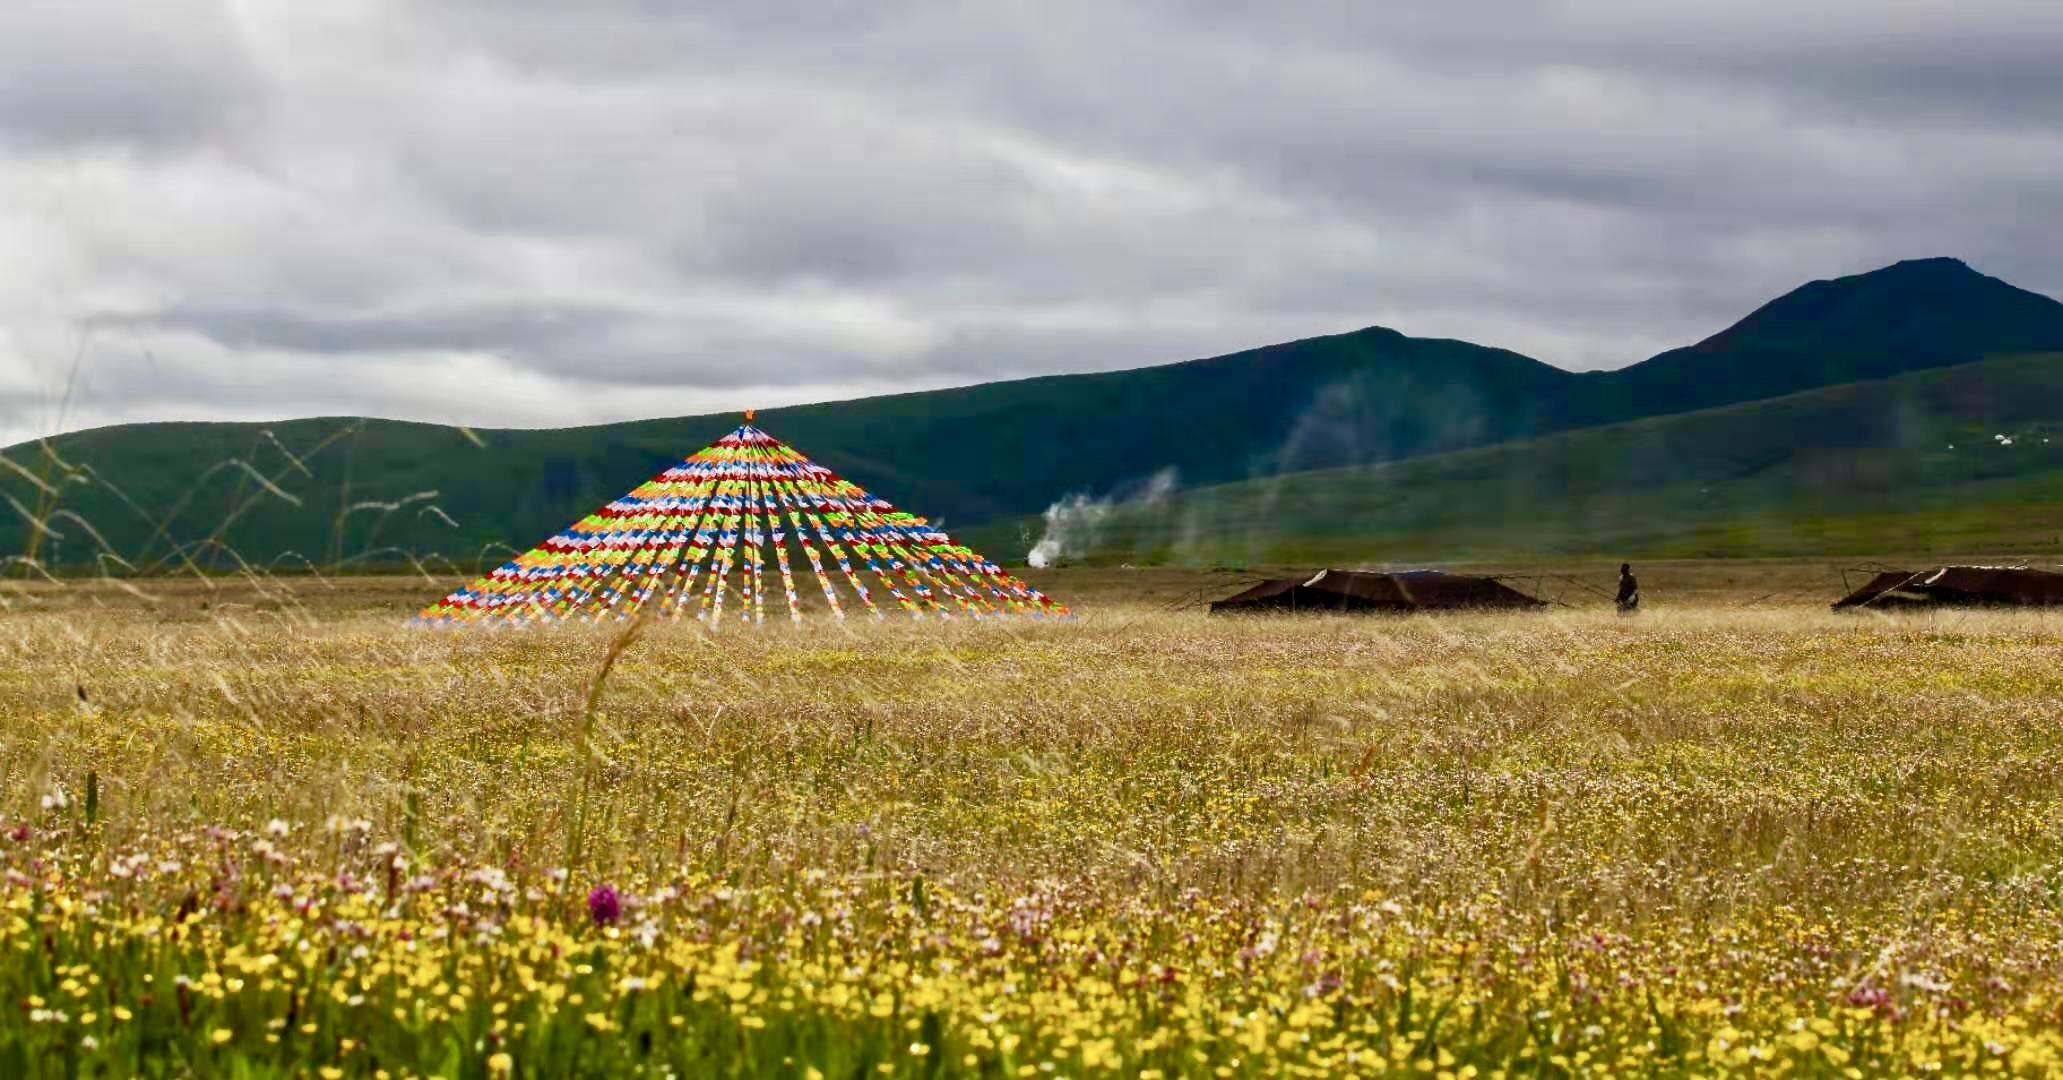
1616, 563, 1640, 614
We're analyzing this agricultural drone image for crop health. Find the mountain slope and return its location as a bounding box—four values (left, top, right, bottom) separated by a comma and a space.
1569, 257, 2063, 423
1016, 352, 2063, 565
6, 257, 2063, 573
0, 328, 1570, 573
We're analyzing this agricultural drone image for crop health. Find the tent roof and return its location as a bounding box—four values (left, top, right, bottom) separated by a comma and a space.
1832, 566, 2063, 610
1210, 569, 1544, 613
1211, 576, 1306, 607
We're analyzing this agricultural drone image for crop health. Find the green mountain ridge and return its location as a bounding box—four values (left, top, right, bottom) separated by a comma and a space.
995, 352, 2063, 566
5, 257, 2063, 572
1564, 257, 2063, 424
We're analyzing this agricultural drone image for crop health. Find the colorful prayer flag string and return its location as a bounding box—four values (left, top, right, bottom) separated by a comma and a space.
415, 422, 1067, 626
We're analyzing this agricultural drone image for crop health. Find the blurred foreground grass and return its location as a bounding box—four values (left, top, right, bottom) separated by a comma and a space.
1, 571, 2062, 1075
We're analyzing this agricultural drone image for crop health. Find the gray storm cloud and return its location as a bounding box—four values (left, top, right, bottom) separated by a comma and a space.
3, 0, 2061, 447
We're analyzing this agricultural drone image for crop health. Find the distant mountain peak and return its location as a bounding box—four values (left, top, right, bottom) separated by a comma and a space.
1683, 256, 2061, 357
1883, 255, 1971, 271
1841, 255, 1992, 287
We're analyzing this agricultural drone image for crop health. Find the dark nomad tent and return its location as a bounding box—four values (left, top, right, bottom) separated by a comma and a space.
1832, 567, 2063, 611
1209, 569, 1545, 614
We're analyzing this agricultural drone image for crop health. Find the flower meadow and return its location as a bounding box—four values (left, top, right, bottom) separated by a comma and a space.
3, 576, 2063, 1075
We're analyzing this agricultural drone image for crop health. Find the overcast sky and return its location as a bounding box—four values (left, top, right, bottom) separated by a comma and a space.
4, 1, 2060, 446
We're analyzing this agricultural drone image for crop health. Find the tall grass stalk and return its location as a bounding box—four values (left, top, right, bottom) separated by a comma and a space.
565, 605, 654, 878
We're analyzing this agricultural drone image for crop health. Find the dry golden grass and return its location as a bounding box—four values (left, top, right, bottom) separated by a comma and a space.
2, 570, 2062, 1075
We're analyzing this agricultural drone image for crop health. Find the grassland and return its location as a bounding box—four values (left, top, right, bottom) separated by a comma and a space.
2, 567, 2063, 1075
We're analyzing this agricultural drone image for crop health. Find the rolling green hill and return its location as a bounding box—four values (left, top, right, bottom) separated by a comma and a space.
1, 329, 1567, 576
1566, 257, 2063, 424
998, 352, 2063, 566
5, 257, 2063, 574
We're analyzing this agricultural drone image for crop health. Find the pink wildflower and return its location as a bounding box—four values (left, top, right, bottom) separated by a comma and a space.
588, 884, 621, 927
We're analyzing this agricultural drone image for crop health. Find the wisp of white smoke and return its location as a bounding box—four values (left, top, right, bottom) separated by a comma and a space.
1026, 467, 1178, 568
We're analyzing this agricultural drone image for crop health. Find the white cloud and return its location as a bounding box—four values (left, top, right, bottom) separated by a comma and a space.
3, 0, 2061, 447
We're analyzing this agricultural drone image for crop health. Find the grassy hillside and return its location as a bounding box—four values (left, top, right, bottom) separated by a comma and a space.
1, 327, 1567, 575
988, 352, 2063, 565
7, 258, 2063, 574
1569, 257, 2063, 423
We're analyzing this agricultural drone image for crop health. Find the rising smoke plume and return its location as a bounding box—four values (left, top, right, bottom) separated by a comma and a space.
1026, 467, 1179, 568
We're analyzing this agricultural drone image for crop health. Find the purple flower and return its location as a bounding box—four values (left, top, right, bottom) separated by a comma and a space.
587, 884, 621, 927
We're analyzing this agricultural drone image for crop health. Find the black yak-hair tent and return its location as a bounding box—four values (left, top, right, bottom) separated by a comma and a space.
1209, 569, 1545, 615
1832, 566, 2063, 611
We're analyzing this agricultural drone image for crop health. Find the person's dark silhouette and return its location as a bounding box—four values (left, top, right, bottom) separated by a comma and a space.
1616, 563, 1640, 614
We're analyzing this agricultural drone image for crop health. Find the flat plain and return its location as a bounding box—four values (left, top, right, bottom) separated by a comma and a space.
2, 564, 2062, 1076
